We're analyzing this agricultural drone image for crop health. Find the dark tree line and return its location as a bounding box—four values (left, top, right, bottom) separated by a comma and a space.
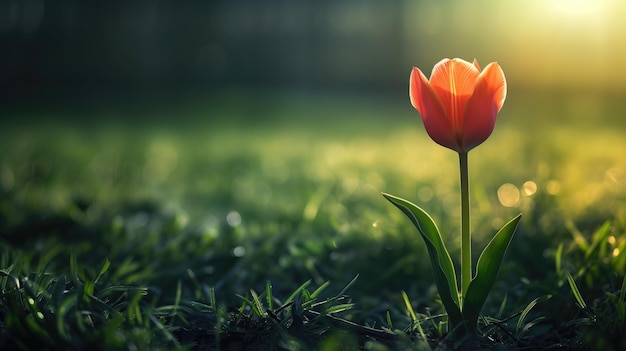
1, 0, 410, 103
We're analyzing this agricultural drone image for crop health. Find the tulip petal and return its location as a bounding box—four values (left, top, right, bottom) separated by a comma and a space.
409, 67, 458, 150
472, 59, 481, 71
478, 62, 507, 112
428, 59, 481, 149
462, 62, 507, 151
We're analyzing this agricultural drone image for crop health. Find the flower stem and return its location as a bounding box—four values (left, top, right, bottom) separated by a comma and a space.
459, 151, 471, 299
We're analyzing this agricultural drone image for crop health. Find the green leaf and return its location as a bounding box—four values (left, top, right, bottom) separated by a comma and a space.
383, 193, 462, 325
464, 214, 521, 331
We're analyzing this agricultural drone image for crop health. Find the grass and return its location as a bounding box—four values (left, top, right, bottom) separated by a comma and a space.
1, 89, 626, 350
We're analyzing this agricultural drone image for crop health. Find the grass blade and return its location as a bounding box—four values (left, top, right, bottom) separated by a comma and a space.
619, 274, 626, 301
555, 243, 564, 277
209, 286, 217, 310
265, 280, 273, 311
173, 280, 182, 316
402, 291, 417, 322
566, 273, 587, 309
402, 291, 427, 341
284, 280, 311, 305
324, 303, 355, 315
250, 289, 267, 318
516, 295, 550, 335
337, 274, 359, 298
585, 221, 612, 260
94, 258, 111, 284
310, 281, 331, 300
386, 311, 393, 330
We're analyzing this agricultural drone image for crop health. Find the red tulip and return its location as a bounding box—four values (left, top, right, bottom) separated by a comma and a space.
409, 58, 506, 153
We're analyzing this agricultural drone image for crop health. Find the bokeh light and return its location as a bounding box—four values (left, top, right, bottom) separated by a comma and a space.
497, 183, 521, 207
522, 181, 538, 197
546, 180, 562, 195
226, 211, 242, 227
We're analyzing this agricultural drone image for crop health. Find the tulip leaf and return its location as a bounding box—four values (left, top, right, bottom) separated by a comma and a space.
463, 214, 521, 331
382, 193, 462, 325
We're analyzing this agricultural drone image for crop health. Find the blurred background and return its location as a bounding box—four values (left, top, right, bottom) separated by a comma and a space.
2, 0, 626, 323
2, 0, 626, 123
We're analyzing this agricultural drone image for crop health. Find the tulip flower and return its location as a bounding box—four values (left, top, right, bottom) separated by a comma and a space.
383, 58, 520, 336
409, 58, 506, 153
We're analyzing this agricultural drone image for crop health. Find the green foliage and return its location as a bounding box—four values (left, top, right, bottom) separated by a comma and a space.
383, 193, 521, 334
0, 250, 174, 350
556, 223, 626, 351
1, 94, 626, 349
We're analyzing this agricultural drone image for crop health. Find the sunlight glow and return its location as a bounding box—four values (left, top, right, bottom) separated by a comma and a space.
548, 0, 608, 16
407, 0, 626, 89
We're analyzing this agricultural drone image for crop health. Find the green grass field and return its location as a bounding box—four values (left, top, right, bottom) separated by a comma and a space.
2, 90, 626, 350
